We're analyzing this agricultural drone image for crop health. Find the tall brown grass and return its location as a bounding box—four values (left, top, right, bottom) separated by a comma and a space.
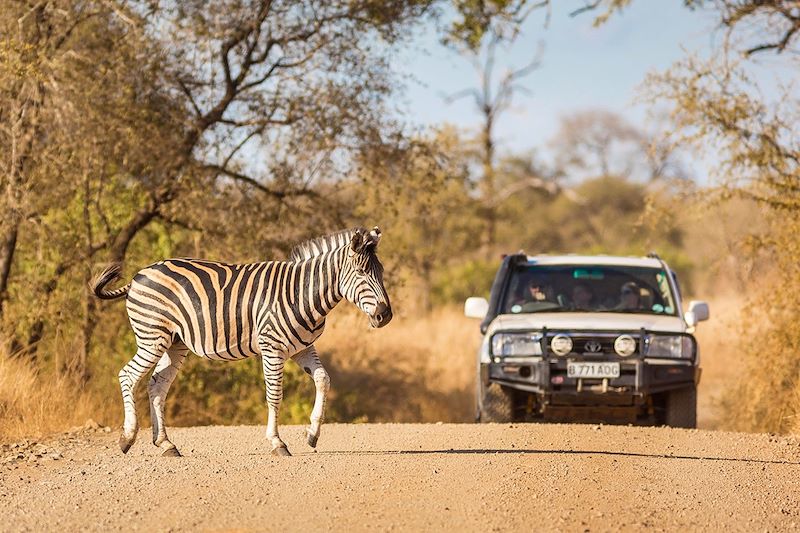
316, 305, 480, 423
3, 293, 784, 442
693, 294, 748, 430
0, 349, 115, 442
0, 306, 483, 442
717, 293, 800, 434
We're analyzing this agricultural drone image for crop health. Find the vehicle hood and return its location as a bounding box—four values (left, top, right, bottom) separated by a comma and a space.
487, 312, 687, 335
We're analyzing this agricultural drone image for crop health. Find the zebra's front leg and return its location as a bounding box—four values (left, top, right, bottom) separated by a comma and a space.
292, 346, 330, 449
261, 344, 290, 456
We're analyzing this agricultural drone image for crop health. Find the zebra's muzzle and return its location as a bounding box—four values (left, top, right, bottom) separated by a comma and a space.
370, 302, 393, 328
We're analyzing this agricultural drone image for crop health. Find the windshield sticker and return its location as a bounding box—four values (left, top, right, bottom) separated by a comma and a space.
573, 268, 605, 280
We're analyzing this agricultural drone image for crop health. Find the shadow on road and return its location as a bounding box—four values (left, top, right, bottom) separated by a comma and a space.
307, 449, 800, 465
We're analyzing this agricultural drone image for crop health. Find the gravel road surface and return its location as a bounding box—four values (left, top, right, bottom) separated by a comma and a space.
2, 423, 800, 532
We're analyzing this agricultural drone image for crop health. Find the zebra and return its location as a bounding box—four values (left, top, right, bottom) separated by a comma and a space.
90, 226, 392, 457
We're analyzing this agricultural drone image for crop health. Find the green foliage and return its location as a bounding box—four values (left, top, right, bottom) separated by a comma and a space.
493, 172, 688, 259
353, 127, 482, 309
431, 259, 497, 304
446, 0, 536, 50
166, 355, 317, 426
167, 357, 265, 426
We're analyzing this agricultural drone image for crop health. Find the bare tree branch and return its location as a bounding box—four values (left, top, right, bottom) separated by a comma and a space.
202, 164, 318, 200
177, 78, 202, 117
569, 0, 603, 18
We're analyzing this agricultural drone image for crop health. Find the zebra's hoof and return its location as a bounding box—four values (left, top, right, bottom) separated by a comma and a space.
271, 446, 292, 457
306, 431, 318, 449
119, 434, 135, 454
161, 447, 181, 457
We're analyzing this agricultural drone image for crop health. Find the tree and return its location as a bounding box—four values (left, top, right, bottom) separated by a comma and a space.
353, 127, 480, 311
0, 1, 183, 365
1, 0, 442, 357
550, 110, 641, 179
109, 0, 438, 263
446, 0, 554, 256
576, 0, 800, 432
549, 109, 689, 183
573, 1, 800, 56
0, 1, 101, 320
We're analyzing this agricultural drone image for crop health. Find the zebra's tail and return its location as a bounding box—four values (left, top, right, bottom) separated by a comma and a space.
90, 263, 131, 301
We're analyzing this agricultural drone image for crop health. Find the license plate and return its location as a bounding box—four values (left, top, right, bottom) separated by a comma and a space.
567, 362, 620, 379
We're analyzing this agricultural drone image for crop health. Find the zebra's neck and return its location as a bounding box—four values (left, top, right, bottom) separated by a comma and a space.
290, 246, 346, 324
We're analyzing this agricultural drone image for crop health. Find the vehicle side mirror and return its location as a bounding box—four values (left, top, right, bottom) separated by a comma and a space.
685, 300, 710, 327
464, 297, 489, 319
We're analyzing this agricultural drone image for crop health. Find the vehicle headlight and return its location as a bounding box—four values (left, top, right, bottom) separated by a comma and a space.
491, 332, 543, 357
645, 335, 694, 359
614, 335, 637, 357
550, 334, 573, 356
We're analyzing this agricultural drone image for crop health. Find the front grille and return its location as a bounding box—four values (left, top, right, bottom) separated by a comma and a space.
571, 336, 620, 356
546, 333, 641, 358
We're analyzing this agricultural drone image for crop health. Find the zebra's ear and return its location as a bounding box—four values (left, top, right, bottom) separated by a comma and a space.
367, 226, 382, 249
350, 229, 364, 252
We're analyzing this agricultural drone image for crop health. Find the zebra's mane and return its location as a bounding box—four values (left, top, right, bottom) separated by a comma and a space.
289, 228, 365, 262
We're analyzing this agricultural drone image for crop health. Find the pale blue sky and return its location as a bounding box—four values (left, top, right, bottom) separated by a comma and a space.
396, 2, 722, 178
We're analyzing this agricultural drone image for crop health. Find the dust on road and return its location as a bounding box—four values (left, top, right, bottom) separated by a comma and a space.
2, 423, 800, 532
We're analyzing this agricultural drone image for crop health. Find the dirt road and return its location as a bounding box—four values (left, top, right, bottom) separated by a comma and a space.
2, 423, 800, 532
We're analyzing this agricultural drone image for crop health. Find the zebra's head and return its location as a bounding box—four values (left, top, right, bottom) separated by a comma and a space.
342, 227, 392, 328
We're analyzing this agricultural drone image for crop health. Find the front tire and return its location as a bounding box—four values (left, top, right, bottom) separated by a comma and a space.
479, 383, 518, 423
664, 384, 697, 428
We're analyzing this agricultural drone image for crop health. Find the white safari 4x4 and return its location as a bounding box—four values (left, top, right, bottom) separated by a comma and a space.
464, 253, 709, 427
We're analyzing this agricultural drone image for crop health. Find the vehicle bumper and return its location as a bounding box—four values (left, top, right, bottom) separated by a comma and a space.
482, 357, 699, 406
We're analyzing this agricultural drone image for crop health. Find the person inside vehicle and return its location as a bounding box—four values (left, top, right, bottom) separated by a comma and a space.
571, 283, 593, 310
508, 277, 557, 312
527, 278, 555, 303
528, 278, 550, 302
616, 281, 642, 311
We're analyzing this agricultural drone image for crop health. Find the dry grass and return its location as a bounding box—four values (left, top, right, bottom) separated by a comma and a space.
0, 306, 483, 442
0, 351, 113, 442
1, 293, 786, 441
693, 294, 748, 430
715, 295, 800, 434
316, 305, 481, 423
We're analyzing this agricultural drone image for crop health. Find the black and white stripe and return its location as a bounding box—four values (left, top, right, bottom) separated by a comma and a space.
92, 227, 391, 457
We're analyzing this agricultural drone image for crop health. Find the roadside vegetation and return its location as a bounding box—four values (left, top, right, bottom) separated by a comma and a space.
0, 0, 796, 440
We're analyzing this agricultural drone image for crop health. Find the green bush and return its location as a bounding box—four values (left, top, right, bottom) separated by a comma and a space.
431, 259, 497, 305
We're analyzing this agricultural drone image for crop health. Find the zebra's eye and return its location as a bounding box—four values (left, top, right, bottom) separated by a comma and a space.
356, 267, 367, 276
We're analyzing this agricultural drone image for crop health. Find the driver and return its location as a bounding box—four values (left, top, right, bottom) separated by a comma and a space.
508, 276, 558, 313
528, 278, 549, 302
526, 277, 555, 303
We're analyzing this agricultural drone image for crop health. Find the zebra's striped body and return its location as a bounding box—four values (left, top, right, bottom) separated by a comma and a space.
92, 227, 391, 457
128, 258, 331, 361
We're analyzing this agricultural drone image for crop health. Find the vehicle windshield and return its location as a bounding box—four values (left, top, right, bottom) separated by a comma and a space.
502, 264, 678, 316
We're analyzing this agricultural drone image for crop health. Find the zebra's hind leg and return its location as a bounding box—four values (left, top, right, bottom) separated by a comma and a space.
292, 346, 330, 449
118, 345, 163, 454
147, 341, 188, 457
260, 341, 290, 456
